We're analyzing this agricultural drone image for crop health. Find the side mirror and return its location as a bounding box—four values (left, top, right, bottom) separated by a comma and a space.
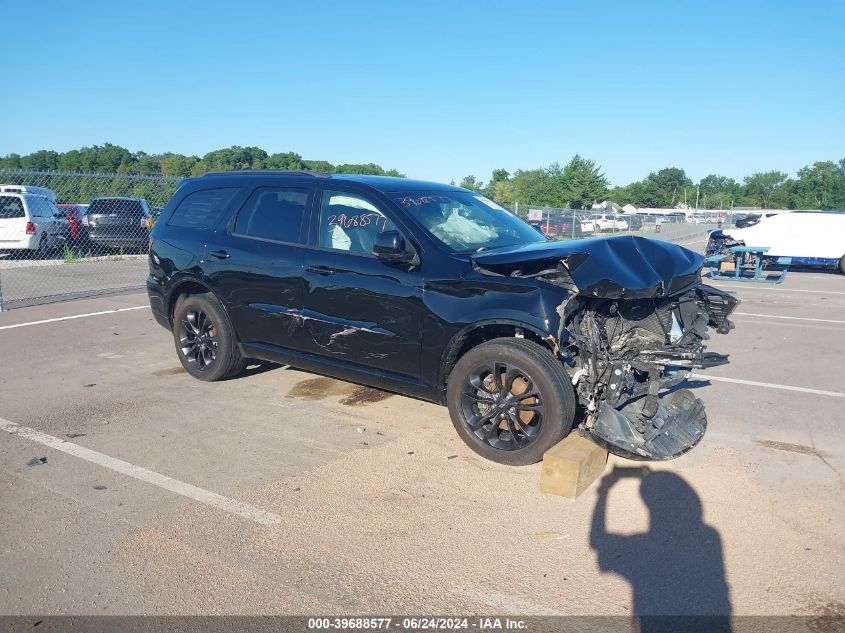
373, 230, 417, 264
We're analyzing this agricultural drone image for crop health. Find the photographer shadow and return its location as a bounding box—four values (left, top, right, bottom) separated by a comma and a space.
590, 467, 732, 632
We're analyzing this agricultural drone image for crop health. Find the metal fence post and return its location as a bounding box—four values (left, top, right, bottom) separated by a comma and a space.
0, 270, 4, 312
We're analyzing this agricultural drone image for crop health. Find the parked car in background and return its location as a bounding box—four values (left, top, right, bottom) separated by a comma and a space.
57, 203, 89, 246
0, 184, 67, 255
86, 197, 153, 251
733, 214, 761, 228
148, 171, 737, 464
624, 214, 643, 230
527, 220, 546, 235
592, 214, 628, 232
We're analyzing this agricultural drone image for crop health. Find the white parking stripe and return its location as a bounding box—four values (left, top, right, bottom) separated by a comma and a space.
0, 306, 148, 331
734, 312, 845, 324
0, 418, 282, 526
692, 375, 845, 398
708, 285, 845, 295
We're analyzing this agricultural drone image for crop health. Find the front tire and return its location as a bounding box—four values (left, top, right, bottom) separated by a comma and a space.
172, 293, 246, 381
446, 338, 577, 465
839, 255, 845, 275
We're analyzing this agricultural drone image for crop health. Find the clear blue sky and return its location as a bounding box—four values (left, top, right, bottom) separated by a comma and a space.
2, 0, 843, 186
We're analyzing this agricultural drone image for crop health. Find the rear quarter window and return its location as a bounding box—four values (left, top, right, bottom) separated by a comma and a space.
168, 188, 240, 229
0, 196, 25, 219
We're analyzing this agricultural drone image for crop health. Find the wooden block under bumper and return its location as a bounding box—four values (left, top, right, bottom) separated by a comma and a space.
539, 432, 608, 499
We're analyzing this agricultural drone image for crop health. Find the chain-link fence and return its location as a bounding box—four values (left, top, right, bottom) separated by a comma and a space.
0, 169, 181, 309
503, 204, 722, 244
0, 169, 728, 310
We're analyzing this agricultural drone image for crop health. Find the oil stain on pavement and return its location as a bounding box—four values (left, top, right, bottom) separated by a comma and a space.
287, 376, 393, 406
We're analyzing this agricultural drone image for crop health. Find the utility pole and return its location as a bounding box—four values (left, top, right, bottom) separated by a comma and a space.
695, 185, 700, 211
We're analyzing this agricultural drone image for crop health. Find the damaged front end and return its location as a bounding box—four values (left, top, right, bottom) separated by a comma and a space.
560, 283, 737, 459
472, 235, 739, 460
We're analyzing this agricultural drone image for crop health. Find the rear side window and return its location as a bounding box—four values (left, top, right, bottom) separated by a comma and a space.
26, 196, 55, 218
89, 198, 147, 216
0, 196, 25, 219
168, 188, 239, 229
233, 187, 308, 244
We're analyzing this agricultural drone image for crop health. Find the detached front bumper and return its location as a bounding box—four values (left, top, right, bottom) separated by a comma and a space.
590, 389, 707, 460
577, 283, 738, 460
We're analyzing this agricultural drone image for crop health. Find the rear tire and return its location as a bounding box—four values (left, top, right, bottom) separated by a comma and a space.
172, 293, 246, 381
839, 255, 845, 275
446, 338, 577, 465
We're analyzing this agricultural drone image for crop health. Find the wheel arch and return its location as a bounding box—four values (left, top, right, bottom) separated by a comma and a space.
439, 319, 555, 394
165, 276, 220, 326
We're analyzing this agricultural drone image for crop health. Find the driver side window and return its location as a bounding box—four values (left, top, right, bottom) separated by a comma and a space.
317, 190, 397, 255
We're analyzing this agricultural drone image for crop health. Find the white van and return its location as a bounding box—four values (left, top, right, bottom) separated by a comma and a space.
0, 185, 67, 254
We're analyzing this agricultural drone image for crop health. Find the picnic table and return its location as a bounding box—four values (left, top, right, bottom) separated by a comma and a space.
705, 245, 791, 283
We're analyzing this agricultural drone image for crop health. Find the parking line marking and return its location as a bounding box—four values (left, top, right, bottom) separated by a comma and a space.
734, 312, 845, 324
708, 285, 845, 296
0, 306, 148, 331
693, 375, 845, 398
0, 418, 282, 526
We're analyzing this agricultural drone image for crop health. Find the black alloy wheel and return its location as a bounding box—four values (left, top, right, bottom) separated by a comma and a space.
172, 292, 247, 382
179, 308, 218, 371
460, 361, 544, 451
447, 338, 576, 465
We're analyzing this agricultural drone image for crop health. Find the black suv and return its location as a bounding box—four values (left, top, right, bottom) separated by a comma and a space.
148, 171, 737, 465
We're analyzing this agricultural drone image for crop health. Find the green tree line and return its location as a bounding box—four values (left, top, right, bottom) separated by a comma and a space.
0, 144, 405, 179
459, 157, 845, 211
2, 144, 844, 210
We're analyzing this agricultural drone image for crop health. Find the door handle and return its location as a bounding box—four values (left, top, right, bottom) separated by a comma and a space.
208, 249, 230, 259
305, 265, 335, 276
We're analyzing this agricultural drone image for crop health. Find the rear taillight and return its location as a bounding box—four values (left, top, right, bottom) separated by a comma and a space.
25, 221, 36, 235
81, 215, 89, 226
141, 216, 151, 228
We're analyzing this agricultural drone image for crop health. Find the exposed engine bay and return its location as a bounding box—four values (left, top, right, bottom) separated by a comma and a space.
472, 235, 739, 460
557, 284, 737, 459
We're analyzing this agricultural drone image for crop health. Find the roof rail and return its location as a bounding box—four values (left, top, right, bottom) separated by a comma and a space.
0, 184, 58, 203
201, 169, 331, 178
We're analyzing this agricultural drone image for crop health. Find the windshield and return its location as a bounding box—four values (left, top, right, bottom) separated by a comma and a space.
393, 192, 545, 253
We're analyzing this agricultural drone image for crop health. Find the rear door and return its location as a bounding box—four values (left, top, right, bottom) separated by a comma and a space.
202, 184, 313, 352
0, 196, 26, 243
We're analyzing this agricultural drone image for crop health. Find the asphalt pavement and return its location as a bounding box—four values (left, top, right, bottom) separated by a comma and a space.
0, 242, 843, 617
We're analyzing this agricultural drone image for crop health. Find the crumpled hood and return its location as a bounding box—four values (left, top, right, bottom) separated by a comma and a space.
471, 235, 704, 299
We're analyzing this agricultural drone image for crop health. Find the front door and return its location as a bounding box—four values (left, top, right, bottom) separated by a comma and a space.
302, 188, 424, 380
